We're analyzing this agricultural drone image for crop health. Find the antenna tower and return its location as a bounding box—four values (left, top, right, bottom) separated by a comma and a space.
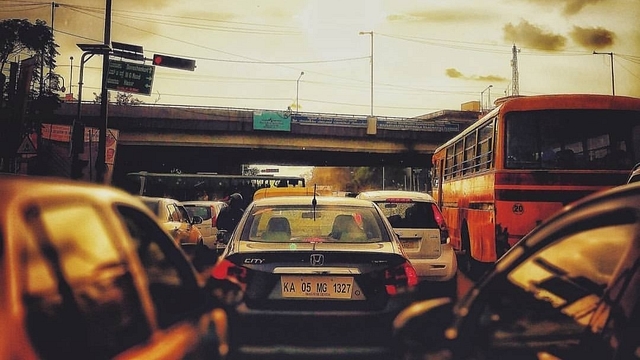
510, 44, 520, 96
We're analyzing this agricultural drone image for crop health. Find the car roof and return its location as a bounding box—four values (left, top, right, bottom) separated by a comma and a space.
137, 195, 180, 204
249, 195, 377, 208
356, 190, 436, 203
0, 175, 155, 222
181, 200, 226, 206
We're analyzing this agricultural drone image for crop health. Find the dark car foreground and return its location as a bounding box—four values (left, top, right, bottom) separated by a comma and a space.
393, 181, 640, 360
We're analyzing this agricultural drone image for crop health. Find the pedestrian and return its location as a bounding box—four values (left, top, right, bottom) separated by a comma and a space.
217, 193, 245, 242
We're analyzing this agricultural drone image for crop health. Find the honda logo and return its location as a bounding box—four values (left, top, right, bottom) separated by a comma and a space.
310, 254, 324, 266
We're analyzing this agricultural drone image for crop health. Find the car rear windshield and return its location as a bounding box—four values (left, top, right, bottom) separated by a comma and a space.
183, 205, 212, 220
240, 205, 391, 243
374, 201, 439, 229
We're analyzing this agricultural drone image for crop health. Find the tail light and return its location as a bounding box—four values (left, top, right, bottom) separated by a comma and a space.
211, 205, 218, 228
432, 204, 450, 244
384, 261, 418, 295
211, 259, 248, 290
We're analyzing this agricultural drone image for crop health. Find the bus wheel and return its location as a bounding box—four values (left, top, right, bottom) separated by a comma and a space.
458, 223, 473, 276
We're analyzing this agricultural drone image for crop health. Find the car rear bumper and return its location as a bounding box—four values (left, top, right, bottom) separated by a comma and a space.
226, 296, 410, 358
411, 244, 457, 281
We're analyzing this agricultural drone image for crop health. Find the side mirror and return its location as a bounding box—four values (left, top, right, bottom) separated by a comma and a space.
191, 215, 203, 225
217, 229, 229, 244
392, 298, 455, 359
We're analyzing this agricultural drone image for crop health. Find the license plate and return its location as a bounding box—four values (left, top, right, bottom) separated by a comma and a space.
281, 276, 354, 299
401, 240, 419, 250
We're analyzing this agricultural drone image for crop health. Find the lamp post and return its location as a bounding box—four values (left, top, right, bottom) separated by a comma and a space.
296, 71, 304, 112
359, 31, 373, 116
72, 43, 111, 180
69, 56, 74, 98
480, 84, 493, 112
593, 51, 615, 96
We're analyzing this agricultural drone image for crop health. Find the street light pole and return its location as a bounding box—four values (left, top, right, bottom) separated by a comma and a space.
359, 31, 373, 116
69, 56, 73, 97
296, 71, 304, 112
593, 51, 615, 96
480, 84, 493, 112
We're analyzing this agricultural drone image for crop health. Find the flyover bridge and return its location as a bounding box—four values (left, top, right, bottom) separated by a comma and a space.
48, 102, 479, 183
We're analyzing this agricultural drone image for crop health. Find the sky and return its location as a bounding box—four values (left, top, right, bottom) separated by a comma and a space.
2, 0, 640, 118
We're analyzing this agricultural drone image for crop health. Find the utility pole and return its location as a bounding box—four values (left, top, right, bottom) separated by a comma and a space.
359, 31, 374, 116
593, 51, 615, 96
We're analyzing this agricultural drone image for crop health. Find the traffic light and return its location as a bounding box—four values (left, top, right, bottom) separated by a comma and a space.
152, 54, 196, 71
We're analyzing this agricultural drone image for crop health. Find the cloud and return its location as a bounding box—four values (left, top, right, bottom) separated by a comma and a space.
386, 8, 488, 24
445, 68, 508, 82
569, 26, 615, 50
445, 68, 463, 78
503, 20, 566, 51
524, 0, 607, 16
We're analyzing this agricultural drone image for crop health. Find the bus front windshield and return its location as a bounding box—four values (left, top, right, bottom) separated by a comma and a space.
505, 109, 640, 170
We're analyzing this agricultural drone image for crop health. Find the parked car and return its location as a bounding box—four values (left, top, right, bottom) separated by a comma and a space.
211, 195, 418, 359
392, 182, 640, 360
357, 190, 457, 298
182, 200, 227, 249
138, 195, 204, 245
0, 174, 226, 360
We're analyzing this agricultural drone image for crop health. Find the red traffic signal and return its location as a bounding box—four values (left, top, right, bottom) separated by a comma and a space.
152, 54, 196, 71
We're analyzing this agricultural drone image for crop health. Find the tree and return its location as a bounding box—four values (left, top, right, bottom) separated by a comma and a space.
1, 19, 60, 173
0, 19, 59, 96
93, 91, 143, 106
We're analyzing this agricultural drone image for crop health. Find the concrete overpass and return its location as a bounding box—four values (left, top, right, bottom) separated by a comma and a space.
48, 102, 479, 183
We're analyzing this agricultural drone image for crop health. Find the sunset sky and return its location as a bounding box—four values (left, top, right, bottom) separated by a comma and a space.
2, 0, 639, 118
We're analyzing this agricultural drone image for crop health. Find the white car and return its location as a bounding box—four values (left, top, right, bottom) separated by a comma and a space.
357, 190, 457, 294
182, 200, 227, 250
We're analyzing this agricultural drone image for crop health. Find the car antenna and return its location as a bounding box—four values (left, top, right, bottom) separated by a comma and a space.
312, 184, 317, 221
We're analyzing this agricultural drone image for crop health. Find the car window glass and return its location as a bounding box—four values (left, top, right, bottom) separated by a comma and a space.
242, 205, 388, 243
186, 205, 211, 220
23, 203, 150, 359
168, 204, 183, 222
178, 205, 191, 223
376, 201, 438, 229
474, 219, 634, 359
116, 205, 202, 328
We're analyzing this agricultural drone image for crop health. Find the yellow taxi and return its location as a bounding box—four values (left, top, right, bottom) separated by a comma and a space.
0, 175, 227, 359
252, 186, 319, 200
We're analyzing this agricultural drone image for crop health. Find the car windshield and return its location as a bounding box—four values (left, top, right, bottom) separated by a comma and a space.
374, 201, 439, 229
240, 205, 390, 243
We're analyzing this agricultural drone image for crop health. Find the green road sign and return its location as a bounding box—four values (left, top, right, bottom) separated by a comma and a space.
107, 60, 155, 95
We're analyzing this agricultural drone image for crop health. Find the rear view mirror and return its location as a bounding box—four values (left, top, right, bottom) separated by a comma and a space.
393, 298, 454, 358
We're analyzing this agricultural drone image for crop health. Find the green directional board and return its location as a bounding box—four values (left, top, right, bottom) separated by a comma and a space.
107, 59, 155, 95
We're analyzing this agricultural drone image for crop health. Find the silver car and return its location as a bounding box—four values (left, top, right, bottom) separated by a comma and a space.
356, 190, 457, 291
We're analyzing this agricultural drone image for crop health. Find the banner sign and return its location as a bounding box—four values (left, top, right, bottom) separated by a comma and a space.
253, 111, 291, 131
292, 115, 459, 132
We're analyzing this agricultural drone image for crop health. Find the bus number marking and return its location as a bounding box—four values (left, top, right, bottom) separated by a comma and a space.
512, 203, 524, 215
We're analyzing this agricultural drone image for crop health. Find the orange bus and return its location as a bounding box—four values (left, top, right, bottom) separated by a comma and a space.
431, 94, 640, 276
